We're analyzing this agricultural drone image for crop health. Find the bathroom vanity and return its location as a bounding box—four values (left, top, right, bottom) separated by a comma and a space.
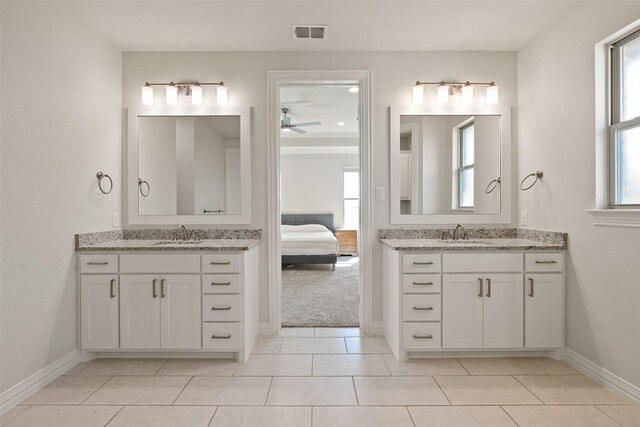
381, 228, 566, 361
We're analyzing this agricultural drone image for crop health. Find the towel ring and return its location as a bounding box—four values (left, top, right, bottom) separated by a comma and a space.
96, 172, 113, 194
520, 170, 543, 191
485, 177, 501, 194
138, 178, 150, 197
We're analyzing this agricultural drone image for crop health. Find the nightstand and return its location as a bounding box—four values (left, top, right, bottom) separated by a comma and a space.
336, 229, 358, 256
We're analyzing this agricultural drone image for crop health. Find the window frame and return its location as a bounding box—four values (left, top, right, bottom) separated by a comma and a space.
458, 121, 475, 209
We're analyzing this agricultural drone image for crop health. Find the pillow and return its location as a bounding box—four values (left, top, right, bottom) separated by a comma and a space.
281, 224, 330, 233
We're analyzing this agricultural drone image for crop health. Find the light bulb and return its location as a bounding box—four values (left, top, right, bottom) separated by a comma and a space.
348, 87, 359, 93
437, 84, 449, 104
166, 84, 178, 105
216, 85, 229, 105
486, 83, 499, 105
141, 84, 154, 105
191, 85, 204, 105
461, 83, 474, 105
412, 85, 424, 104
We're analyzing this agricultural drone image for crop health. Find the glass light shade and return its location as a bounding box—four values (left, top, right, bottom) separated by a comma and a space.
216, 85, 229, 105
437, 85, 449, 104
165, 85, 178, 105
461, 85, 474, 105
191, 85, 204, 105
348, 87, 359, 93
141, 85, 154, 105
412, 85, 424, 104
486, 84, 499, 105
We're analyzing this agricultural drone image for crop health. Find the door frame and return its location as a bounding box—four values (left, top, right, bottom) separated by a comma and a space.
267, 70, 373, 336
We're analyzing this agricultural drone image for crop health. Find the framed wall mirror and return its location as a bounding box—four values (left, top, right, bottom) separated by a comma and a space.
389, 105, 512, 224
127, 106, 251, 225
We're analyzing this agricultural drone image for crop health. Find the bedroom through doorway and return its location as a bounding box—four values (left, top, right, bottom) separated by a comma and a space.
279, 83, 361, 328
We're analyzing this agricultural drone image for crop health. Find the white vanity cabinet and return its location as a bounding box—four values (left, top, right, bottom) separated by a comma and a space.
80, 275, 119, 350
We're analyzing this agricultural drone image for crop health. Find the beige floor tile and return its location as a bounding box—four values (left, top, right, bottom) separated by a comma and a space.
354, 376, 450, 406
210, 406, 311, 427
22, 375, 111, 405
435, 376, 542, 405
313, 355, 390, 376
3, 406, 121, 427
315, 328, 362, 337
383, 355, 468, 376
106, 406, 216, 427
234, 355, 312, 376
278, 328, 314, 337
62, 362, 92, 376
156, 358, 238, 376
515, 375, 629, 404
597, 405, 640, 426
457, 357, 547, 375
504, 405, 620, 427
0, 405, 29, 425
528, 357, 580, 375
251, 337, 283, 354
83, 376, 190, 405
280, 338, 346, 354
345, 338, 392, 354
266, 377, 357, 406
79, 358, 167, 376
409, 406, 517, 427
174, 377, 271, 406
314, 406, 414, 427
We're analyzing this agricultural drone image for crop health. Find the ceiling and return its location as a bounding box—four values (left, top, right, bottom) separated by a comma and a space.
63, 1, 584, 52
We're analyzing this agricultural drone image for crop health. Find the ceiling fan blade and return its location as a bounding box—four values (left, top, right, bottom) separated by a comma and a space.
293, 121, 321, 127
290, 127, 306, 134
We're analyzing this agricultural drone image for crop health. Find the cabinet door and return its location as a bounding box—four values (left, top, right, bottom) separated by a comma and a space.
525, 274, 563, 348
160, 275, 201, 349
443, 274, 483, 349
80, 275, 119, 349
120, 275, 160, 349
483, 273, 524, 349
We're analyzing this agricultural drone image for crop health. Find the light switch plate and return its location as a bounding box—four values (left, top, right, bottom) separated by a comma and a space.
376, 187, 385, 201
112, 213, 120, 227
520, 211, 528, 226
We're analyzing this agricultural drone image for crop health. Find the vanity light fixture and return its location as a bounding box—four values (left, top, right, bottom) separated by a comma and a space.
412, 80, 499, 105
140, 81, 228, 105
437, 82, 449, 105
337, 122, 345, 126
461, 82, 474, 105
412, 84, 425, 104
486, 82, 499, 105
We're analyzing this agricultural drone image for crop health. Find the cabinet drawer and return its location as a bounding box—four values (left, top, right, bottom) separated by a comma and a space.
403, 274, 441, 293
203, 274, 241, 294
202, 322, 242, 350
80, 255, 118, 274
203, 254, 240, 273
403, 254, 441, 273
403, 322, 441, 350
202, 295, 241, 321
120, 254, 200, 273
525, 253, 563, 272
443, 253, 523, 273
403, 295, 441, 321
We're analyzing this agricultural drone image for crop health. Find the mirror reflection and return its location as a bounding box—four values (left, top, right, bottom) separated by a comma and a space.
138, 116, 241, 216
399, 115, 501, 215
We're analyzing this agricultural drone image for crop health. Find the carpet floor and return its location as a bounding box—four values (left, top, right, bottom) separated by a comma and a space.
281, 257, 360, 327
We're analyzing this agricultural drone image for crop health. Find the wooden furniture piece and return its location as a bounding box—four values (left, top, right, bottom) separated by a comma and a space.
336, 229, 358, 256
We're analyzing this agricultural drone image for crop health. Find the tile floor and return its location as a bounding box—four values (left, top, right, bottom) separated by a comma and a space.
2, 328, 639, 427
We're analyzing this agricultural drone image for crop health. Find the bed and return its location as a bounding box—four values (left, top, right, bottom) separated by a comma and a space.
281, 214, 339, 270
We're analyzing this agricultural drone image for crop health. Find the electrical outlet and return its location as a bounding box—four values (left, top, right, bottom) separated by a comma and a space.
520, 211, 528, 227
376, 187, 385, 201
112, 212, 120, 227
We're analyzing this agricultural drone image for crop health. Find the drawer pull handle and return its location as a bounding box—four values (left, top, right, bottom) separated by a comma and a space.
211, 282, 231, 286
110, 279, 116, 298
486, 278, 491, 298
160, 279, 166, 298
87, 261, 108, 265
529, 277, 534, 297
413, 261, 434, 265
413, 282, 433, 286
211, 306, 232, 311
535, 260, 558, 264
210, 261, 231, 265
152, 279, 158, 298
211, 334, 232, 339
478, 278, 483, 297
413, 334, 433, 339
413, 306, 433, 311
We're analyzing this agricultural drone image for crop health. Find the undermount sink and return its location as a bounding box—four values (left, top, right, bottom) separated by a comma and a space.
152, 240, 203, 245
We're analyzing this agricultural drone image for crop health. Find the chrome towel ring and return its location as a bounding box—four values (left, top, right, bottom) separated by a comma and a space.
138, 178, 150, 197
96, 172, 113, 194
520, 170, 543, 191
485, 177, 501, 194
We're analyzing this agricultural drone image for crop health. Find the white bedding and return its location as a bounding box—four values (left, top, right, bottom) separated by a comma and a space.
281, 224, 339, 256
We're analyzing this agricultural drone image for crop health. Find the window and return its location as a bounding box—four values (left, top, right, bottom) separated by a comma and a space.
343, 168, 359, 230
458, 122, 475, 208
610, 29, 640, 207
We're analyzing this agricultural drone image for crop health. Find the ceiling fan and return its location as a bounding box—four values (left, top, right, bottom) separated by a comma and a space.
280, 108, 321, 134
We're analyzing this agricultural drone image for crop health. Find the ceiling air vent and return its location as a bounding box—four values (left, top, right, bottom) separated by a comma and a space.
292, 25, 328, 39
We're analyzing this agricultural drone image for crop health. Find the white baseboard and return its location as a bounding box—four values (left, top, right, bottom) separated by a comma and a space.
258, 322, 272, 336
563, 347, 640, 403
0, 349, 80, 415
371, 321, 384, 337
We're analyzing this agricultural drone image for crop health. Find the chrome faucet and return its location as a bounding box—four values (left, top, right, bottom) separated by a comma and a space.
179, 225, 190, 241
452, 224, 467, 241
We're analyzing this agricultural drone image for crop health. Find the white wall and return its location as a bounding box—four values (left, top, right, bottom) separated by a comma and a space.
518, 3, 640, 387
0, 2, 121, 393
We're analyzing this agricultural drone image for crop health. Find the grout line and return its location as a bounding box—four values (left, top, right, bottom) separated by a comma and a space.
499, 405, 522, 427
103, 405, 126, 426
432, 376, 453, 406
310, 406, 313, 427
207, 405, 220, 427
351, 376, 360, 405
78, 376, 114, 405
380, 353, 393, 376
153, 359, 170, 376
278, 338, 284, 354
264, 377, 275, 405
594, 405, 625, 427
511, 375, 545, 405
405, 406, 418, 427
456, 358, 472, 376
171, 376, 194, 405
